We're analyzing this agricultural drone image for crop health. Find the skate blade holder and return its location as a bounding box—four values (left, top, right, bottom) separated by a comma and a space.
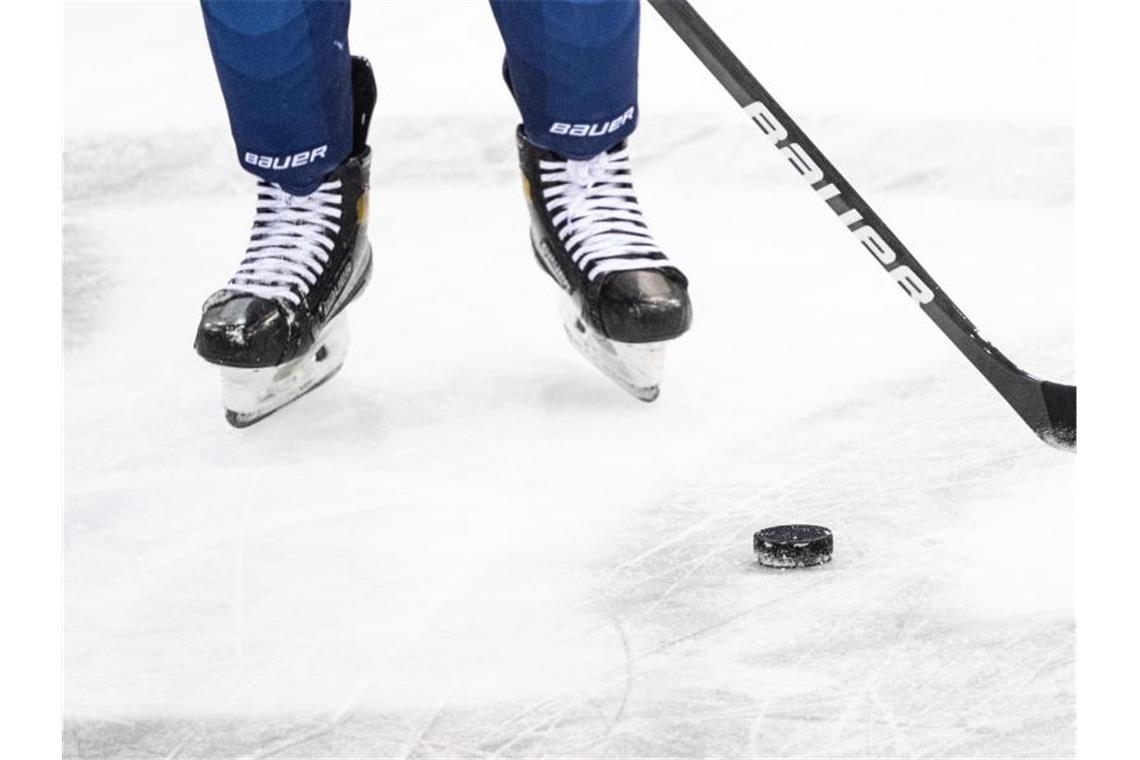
558, 293, 665, 402
219, 317, 350, 427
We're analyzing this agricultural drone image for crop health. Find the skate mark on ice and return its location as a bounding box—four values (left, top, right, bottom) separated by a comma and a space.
608, 420, 904, 574
470, 378, 1028, 756
161, 734, 189, 760
392, 665, 473, 760
475, 575, 833, 757
482, 613, 635, 758
586, 369, 1070, 756
234, 567, 468, 760
823, 575, 935, 757
605, 418, 927, 632
63, 221, 115, 350
467, 616, 636, 753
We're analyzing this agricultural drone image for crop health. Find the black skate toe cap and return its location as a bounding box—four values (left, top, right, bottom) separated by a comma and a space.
598, 270, 692, 343
194, 293, 290, 367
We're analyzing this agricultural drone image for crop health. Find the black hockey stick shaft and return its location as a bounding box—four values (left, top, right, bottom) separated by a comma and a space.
648, 0, 1076, 450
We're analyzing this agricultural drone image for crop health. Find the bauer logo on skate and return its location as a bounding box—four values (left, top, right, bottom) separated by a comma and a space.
549, 106, 636, 137
743, 102, 935, 305
243, 145, 329, 171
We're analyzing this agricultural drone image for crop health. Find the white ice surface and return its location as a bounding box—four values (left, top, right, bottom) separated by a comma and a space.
64, 1, 1073, 757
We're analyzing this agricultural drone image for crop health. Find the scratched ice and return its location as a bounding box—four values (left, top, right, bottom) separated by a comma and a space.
64, 2, 1073, 757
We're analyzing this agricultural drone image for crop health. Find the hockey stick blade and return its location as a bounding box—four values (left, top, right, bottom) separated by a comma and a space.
649, 0, 1076, 451
1038, 381, 1076, 451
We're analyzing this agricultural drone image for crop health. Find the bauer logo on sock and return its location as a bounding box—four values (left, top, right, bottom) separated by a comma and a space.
549, 106, 636, 138
244, 145, 329, 171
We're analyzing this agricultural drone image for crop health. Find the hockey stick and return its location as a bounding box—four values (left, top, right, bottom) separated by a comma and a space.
648, 0, 1076, 451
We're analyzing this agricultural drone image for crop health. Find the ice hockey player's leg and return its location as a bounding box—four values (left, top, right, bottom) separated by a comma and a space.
194, 57, 378, 427
517, 128, 692, 400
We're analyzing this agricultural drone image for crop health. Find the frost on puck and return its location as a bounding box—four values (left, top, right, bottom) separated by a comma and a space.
753, 524, 833, 568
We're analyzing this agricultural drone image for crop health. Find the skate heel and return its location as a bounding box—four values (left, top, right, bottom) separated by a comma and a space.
558, 294, 665, 402
220, 317, 351, 427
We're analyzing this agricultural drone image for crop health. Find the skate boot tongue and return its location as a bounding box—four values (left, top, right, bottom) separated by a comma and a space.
565, 155, 605, 187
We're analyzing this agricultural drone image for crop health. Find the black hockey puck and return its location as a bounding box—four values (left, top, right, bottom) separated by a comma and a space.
753, 525, 833, 568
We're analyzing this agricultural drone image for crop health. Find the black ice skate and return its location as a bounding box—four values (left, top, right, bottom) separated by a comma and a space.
195, 57, 377, 427
517, 128, 692, 401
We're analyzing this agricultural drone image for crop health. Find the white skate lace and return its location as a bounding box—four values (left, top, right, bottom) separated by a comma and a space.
227, 179, 344, 305
539, 145, 670, 281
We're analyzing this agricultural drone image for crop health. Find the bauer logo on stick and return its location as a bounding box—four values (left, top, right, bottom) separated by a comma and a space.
743, 101, 934, 306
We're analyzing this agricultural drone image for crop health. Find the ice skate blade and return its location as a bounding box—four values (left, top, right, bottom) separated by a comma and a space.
219, 318, 350, 428
558, 294, 666, 402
